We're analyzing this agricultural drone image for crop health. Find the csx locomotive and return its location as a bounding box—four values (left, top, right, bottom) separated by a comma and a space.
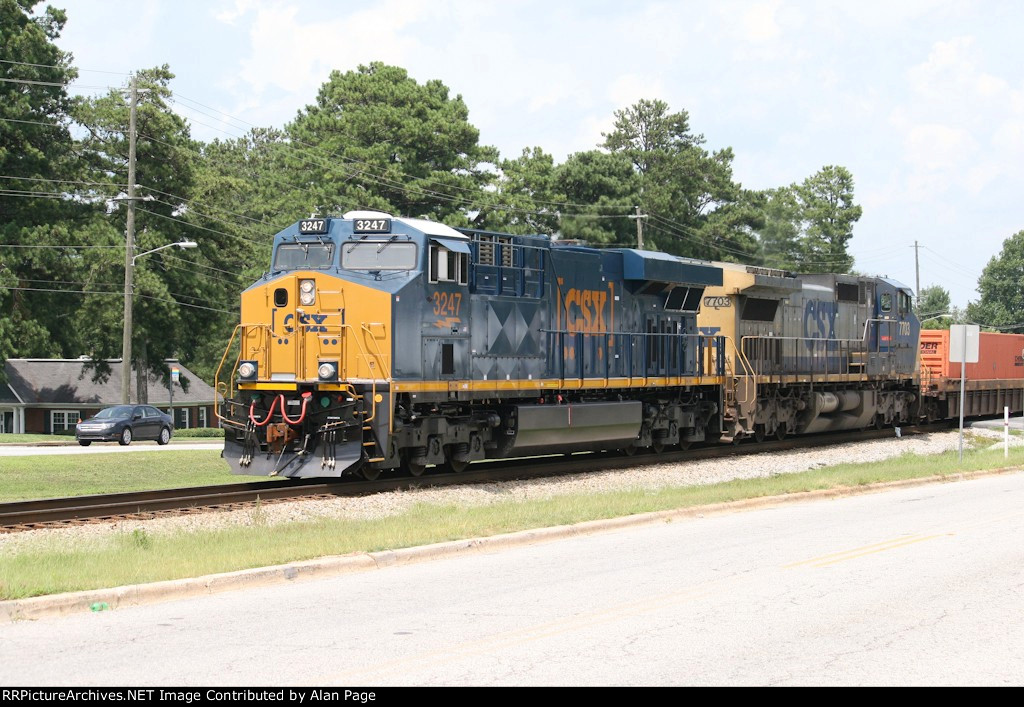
216, 211, 921, 478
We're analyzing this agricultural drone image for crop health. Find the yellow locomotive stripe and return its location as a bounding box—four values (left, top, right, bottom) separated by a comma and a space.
392, 377, 725, 393
240, 372, 912, 394
238, 382, 298, 391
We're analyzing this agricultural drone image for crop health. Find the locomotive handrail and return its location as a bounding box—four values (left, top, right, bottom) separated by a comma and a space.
738, 333, 891, 379
721, 334, 757, 406
214, 324, 245, 425
358, 323, 393, 380
539, 329, 737, 389
861, 317, 899, 342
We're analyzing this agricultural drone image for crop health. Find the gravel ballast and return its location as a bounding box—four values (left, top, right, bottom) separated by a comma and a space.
2, 428, 1019, 554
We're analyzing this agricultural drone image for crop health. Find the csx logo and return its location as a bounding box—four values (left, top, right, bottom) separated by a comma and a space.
564, 288, 608, 333
703, 296, 732, 309
803, 300, 838, 349
283, 312, 328, 333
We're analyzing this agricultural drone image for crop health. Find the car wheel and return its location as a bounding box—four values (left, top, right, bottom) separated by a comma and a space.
157, 427, 171, 445
78, 440, 92, 447
119, 427, 132, 446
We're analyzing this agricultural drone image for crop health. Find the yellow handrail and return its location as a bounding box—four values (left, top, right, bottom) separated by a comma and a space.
214, 324, 244, 425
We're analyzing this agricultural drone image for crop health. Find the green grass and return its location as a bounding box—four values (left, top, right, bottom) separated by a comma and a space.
1, 444, 1022, 600
0, 434, 73, 444
0, 451, 239, 502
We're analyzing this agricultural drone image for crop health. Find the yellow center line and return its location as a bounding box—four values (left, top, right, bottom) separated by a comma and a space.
808, 534, 952, 568
782, 535, 935, 569
785, 507, 1024, 570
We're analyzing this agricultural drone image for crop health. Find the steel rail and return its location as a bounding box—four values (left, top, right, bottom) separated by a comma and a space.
0, 423, 952, 531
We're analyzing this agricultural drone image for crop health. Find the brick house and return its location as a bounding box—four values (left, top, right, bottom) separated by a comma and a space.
0, 359, 217, 435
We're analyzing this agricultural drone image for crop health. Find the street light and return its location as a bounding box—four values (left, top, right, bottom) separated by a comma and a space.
120, 240, 199, 404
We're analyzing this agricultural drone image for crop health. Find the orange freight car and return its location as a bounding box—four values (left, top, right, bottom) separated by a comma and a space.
920, 330, 1024, 380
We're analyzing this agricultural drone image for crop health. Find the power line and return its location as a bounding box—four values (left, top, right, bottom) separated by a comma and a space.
136, 183, 276, 228
0, 174, 128, 189
3, 286, 236, 315
0, 77, 113, 90
0, 116, 71, 128
160, 252, 251, 278
135, 205, 269, 248
0, 244, 121, 249
0, 58, 128, 76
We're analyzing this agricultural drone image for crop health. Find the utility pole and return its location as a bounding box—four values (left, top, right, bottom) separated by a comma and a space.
121, 75, 139, 404
912, 240, 921, 310
628, 206, 648, 250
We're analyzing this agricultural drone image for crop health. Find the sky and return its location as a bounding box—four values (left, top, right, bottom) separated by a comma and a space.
46, 0, 1024, 310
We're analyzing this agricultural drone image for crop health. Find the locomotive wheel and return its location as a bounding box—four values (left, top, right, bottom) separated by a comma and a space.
652, 439, 666, 454
445, 458, 470, 473
623, 443, 638, 456
679, 440, 691, 451
361, 466, 382, 481
872, 414, 885, 430
753, 424, 766, 444
406, 459, 427, 477
775, 423, 787, 441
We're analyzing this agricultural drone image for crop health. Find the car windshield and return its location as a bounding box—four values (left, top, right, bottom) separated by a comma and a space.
94, 406, 133, 419
273, 242, 335, 270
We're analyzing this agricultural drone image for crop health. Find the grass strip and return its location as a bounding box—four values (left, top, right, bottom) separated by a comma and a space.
0, 451, 236, 502
2, 444, 1022, 600
0, 434, 73, 444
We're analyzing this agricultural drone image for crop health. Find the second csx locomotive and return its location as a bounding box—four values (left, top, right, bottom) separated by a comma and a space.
216, 211, 920, 478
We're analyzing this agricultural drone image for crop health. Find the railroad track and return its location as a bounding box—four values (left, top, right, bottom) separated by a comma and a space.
0, 423, 952, 532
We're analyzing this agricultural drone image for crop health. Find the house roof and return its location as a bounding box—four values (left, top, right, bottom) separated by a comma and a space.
2, 359, 216, 406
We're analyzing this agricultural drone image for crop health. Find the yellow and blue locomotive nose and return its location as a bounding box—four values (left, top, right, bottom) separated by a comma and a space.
236, 271, 393, 387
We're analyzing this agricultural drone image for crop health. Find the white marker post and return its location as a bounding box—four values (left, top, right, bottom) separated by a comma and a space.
949, 325, 980, 463
1005, 406, 1010, 459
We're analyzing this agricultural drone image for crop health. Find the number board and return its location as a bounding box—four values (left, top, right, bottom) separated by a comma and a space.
353, 218, 391, 234
299, 218, 329, 235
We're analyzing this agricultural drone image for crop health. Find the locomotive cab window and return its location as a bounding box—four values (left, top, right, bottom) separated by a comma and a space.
880, 293, 893, 312
273, 242, 335, 270
429, 245, 468, 285
898, 291, 911, 314
342, 241, 416, 271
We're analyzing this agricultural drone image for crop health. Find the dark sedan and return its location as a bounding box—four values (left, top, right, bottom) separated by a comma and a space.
75, 405, 175, 446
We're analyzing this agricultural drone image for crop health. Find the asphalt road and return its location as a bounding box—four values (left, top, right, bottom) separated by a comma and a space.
3, 471, 1023, 686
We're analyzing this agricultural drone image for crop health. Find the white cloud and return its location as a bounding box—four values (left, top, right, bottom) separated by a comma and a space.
214, 0, 258, 25
740, 0, 782, 42
606, 74, 666, 112
903, 124, 977, 172
225, 0, 450, 104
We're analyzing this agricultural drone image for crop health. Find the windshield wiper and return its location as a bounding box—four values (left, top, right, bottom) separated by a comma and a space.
377, 234, 400, 253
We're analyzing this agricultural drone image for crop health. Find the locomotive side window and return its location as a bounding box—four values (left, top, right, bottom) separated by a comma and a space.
742, 298, 779, 322
881, 293, 893, 312
429, 245, 468, 285
836, 283, 859, 302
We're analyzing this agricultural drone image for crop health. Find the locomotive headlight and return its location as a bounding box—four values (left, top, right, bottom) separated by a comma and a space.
237, 361, 257, 379
317, 361, 338, 380
299, 279, 316, 305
